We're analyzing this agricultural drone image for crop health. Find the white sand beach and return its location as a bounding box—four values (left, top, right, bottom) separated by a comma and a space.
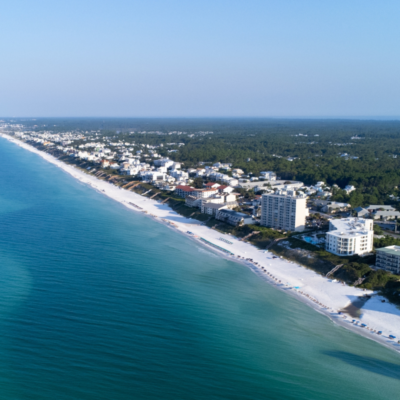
3, 133, 400, 353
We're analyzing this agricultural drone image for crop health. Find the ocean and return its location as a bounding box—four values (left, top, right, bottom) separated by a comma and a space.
0, 138, 399, 399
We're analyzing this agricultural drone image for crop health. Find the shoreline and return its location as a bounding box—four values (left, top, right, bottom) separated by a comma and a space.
2, 133, 400, 354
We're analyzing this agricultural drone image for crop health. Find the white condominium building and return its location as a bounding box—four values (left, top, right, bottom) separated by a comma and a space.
261, 190, 307, 232
325, 218, 373, 256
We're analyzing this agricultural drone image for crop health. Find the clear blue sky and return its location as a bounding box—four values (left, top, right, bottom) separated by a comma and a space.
1, 0, 399, 117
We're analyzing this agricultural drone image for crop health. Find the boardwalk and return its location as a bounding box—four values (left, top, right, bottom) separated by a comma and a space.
326, 264, 343, 277
240, 231, 260, 241
265, 237, 286, 250
150, 192, 159, 199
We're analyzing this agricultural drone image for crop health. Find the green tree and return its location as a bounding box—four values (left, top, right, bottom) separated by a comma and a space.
192, 177, 204, 188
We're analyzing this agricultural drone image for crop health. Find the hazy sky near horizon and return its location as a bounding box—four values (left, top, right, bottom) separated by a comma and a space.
1, 0, 400, 118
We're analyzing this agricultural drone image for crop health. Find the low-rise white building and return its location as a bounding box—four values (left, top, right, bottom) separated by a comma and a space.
195, 168, 206, 177
154, 158, 174, 169
373, 210, 400, 220
201, 203, 228, 216
260, 171, 276, 181
227, 178, 239, 187
232, 168, 244, 175
170, 169, 189, 181
367, 205, 396, 212
344, 185, 356, 194
175, 186, 219, 199
120, 167, 140, 176
325, 218, 373, 256
215, 209, 253, 226
140, 171, 168, 182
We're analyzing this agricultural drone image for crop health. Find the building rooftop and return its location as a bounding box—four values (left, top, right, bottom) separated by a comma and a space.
262, 189, 306, 199
218, 209, 250, 218
374, 211, 400, 216
202, 202, 227, 209
328, 218, 372, 238
376, 245, 400, 256
176, 185, 194, 191
354, 206, 367, 212
367, 205, 396, 211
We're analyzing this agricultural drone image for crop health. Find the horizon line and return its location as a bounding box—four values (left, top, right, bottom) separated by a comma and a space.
2, 116, 400, 121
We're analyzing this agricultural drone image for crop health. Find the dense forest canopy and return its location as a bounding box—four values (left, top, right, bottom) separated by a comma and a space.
8, 117, 400, 207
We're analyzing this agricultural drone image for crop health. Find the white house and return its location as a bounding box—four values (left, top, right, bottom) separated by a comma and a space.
170, 169, 189, 181
259, 171, 276, 181
344, 185, 356, 194
154, 158, 174, 169
195, 168, 206, 177
171, 162, 181, 170
140, 171, 168, 182
121, 167, 140, 176
227, 178, 239, 187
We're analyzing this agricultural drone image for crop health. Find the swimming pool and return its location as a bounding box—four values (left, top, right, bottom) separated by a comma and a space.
303, 236, 319, 245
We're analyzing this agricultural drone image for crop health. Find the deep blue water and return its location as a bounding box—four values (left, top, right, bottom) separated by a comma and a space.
0, 138, 400, 399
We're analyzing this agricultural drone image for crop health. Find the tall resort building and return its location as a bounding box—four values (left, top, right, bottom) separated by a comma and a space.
325, 218, 373, 256
261, 190, 307, 232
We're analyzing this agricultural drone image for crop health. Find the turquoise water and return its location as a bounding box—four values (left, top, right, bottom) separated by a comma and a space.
304, 237, 319, 245
0, 139, 400, 399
